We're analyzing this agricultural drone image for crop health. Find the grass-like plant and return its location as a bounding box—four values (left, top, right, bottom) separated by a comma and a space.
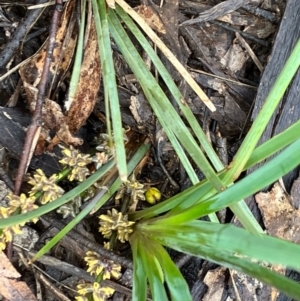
95, 2, 300, 298
0, 1, 299, 300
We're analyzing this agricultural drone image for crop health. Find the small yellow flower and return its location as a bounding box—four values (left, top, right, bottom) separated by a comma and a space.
75, 296, 88, 301
0, 236, 6, 251
0, 209, 22, 250
0, 207, 22, 237
59, 145, 93, 167
68, 166, 90, 182
103, 241, 111, 250
0, 206, 10, 218
92, 152, 109, 169
117, 225, 134, 243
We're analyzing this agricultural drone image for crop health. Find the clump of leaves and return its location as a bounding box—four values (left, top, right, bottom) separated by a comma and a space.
0, 0, 299, 300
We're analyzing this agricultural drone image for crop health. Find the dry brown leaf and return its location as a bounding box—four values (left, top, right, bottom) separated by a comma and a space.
20, 1, 101, 148
65, 20, 101, 134
220, 43, 248, 73
0, 252, 38, 301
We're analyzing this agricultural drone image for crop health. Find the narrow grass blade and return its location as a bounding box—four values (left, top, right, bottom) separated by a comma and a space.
108, 10, 224, 192
224, 39, 300, 184
229, 201, 263, 233
245, 118, 300, 169
131, 236, 147, 301
67, 0, 86, 102
0, 159, 115, 228
146, 225, 300, 300
149, 240, 192, 301
142, 220, 300, 270
92, 0, 127, 181
115, 6, 223, 171
114, 0, 215, 112
156, 138, 300, 225
138, 237, 169, 301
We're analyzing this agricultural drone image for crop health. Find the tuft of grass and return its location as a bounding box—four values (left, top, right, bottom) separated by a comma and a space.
0, 1, 299, 299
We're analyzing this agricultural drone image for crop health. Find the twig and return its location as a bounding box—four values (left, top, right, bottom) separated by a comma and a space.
14, 0, 64, 194
14, 244, 152, 299
211, 20, 270, 47
242, 4, 280, 24
0, 0, 47, 71
235, 32, 263, 72
180, 0, 250, 26
35, 271, 72, 301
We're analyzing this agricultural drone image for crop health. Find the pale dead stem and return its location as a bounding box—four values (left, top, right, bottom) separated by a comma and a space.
114, 0, 216, 112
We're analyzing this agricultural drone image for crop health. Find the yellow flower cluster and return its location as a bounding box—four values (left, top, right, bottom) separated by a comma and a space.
99, 209, 135, 243
76, 282, 114, 301
84, 251, 121, 279
56, 196, 82, 218
75, 250, 121, 301
0, 167, 66, 250
0, 193, 39, 250
115, 173, 146, 205
28, 169, 64, 204
59, 145, 93, 182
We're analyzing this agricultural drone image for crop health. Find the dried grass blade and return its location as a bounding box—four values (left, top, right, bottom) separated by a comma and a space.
114, 0, 216, 112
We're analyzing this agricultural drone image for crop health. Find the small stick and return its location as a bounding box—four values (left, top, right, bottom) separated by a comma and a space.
0, 0, 47, 71
14, 0, 64, 194
235, 32, 263, 72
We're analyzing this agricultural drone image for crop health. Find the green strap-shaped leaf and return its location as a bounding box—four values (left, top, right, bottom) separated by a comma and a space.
141, 220, 300, 270
138, 237, 169, 301
141, 221, 300, 300
131, 235, 147, 301
148, 240, 192, 301
92, 0, 127, 181
154, 137, 300, 224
